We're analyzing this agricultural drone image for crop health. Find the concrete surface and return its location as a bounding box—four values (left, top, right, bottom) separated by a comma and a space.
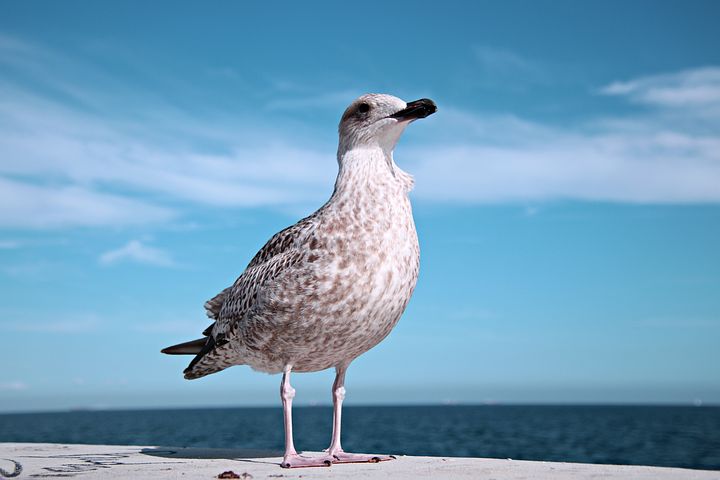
0, 443, 718, 479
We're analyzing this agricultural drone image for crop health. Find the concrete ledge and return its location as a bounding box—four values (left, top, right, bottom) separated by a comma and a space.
1, 443, 718, 479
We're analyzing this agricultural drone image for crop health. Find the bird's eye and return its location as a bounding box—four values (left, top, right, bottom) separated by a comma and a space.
357, 103, 370, 114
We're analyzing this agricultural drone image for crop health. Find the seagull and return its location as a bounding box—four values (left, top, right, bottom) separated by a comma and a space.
162, 94, 437, 468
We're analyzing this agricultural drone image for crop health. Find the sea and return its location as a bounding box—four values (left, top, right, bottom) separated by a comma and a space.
1, 405, 719, 471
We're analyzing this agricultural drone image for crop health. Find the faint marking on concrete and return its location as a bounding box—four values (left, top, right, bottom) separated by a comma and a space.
19, 452, 177, 478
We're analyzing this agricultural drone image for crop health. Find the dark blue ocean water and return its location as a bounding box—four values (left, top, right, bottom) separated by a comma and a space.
1, 405, 719, 470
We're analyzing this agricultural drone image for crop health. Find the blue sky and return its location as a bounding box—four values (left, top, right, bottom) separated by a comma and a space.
1, 1, 719, 412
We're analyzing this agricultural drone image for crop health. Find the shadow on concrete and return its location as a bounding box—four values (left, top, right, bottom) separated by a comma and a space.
141, 446, 282, 465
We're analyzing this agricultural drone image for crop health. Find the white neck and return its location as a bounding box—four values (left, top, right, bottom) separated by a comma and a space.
332, 146, 414, 199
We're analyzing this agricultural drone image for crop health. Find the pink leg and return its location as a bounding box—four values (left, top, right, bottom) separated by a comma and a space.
280, 367, 333, 468
326, 364, 396, 464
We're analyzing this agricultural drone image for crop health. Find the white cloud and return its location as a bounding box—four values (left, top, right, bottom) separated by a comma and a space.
474, 45, 540, 76
0, 381, 29, 391
0, 81, 333, 212
0, 35, 334, 230
1, 33, 720, 232
600, 67, 720, 109
0, 177, 174, 229
99, 240, 175, 267
404, 93, 720, 203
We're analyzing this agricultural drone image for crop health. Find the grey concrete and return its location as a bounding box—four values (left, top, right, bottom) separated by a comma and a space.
1, 443, 718, 479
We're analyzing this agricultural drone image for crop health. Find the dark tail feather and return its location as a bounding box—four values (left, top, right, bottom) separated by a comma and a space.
161, 338, 207, 355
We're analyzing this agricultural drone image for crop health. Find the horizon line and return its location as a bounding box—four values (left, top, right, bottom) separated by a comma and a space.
1, 400, 717, 416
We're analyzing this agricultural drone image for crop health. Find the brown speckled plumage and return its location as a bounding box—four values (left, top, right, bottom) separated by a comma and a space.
164, 93, 436, 468
167, 94, 434, 384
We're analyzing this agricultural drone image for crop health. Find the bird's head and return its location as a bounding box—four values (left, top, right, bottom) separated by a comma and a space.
338, 94, 436, 155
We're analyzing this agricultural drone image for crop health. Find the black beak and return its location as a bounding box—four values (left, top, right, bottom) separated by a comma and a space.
389, 98, 437, 121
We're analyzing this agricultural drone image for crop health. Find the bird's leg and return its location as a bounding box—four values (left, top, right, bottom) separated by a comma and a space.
326, 365, 347, 454
326, 364, 395, 464
279, 367, 332, 468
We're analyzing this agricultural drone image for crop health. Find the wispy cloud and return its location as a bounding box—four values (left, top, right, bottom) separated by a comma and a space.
471, 45, 547, 87
1, 33, 720, 233
474, 45, 542, 76
99, 240, 175, 267
0, 178, 174, 229
0, 381, 29, 391
406, 78, 720, 203
0, 35, 334, 230
600, 67, 720, 109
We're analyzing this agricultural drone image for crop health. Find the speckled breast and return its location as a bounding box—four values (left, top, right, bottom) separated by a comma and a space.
244, 192, 419, 374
